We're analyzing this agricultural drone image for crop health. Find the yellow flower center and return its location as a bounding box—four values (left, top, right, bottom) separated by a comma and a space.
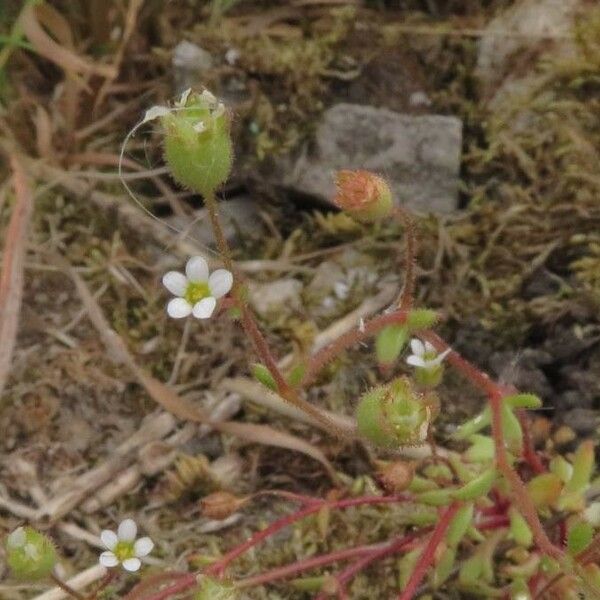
184, 281, 210, 305
113, 541, 135, 562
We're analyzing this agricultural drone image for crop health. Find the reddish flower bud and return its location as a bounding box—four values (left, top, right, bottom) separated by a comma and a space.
200, 491, 248, 520
333, 170, 393, 223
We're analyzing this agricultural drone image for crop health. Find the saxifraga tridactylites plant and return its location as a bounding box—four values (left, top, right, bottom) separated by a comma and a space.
6, 89, 600, 600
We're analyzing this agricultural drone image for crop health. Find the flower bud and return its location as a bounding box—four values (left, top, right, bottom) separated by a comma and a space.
376, 460, 414, 493
5, 527, 56, 580
201, 491, 248, 520
333, 170, 393, 223
356, 377, 436, 448
162, 89, 233, 197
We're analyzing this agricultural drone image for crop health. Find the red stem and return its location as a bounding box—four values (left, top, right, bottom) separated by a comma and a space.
393, 207, 417, 312
397, 502, 461, 600
478, 514, 510, 530
418, 332, 563, 561
237, 543, 381, 588
304, 309, 411, 385
205, 494, 410, 577
517, 408, 546, 475
315, 532, 424, 600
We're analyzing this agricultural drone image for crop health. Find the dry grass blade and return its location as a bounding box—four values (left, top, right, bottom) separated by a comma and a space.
19, 4, 116, 79
0, 155, 34, 400
65, 260, 337, 480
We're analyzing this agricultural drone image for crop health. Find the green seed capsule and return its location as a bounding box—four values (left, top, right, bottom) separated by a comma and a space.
355, 377, 435, 448
162, 90, 233, 198
5, 527, 56, 581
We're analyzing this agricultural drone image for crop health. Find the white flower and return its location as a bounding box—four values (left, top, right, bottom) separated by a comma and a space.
162, 256, 233, 319
406, 338, 451, 370
99, 519, 154, 572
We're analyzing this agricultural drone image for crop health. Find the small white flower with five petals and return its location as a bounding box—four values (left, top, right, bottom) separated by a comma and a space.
406, 338, 451, 370
99, 519, 153, 572
162, 256, 233, 319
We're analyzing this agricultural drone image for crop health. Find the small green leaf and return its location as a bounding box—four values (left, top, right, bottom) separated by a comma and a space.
287, 363, 306, 387
432, 547, 455, 588
446, 503, 474, 547
406, 309, 439, 330
251, 363, 277, 391
465, 434, 495, 463
501, 401, 523, 454
375, 324, 408, 365
509, 507, 533, 547
453, 468, 497, 501
452, 410, 491, 440
416, 488, 454, 506
503, 393, 542, 410
565, 440, 595, 494
459, 553, 483, 585
567, 520, 594, 555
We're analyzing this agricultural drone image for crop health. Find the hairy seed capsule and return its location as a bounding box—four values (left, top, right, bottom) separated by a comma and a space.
356, 377, 437, 448
162, 90, 233, 198
5, 527, 56, 580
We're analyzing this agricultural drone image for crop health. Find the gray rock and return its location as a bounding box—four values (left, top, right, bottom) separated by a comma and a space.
166, 195, 264, 248
248, 279, 303, 318
562, 408, 600, 437
476, 0, 584, 108
277, 104, 462, 214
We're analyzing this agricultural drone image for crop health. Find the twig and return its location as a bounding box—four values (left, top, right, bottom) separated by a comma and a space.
0, 154, 34, 399
31, 566, 106, 600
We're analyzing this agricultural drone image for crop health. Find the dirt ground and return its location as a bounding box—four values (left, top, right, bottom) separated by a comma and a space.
1, 1, 600, 598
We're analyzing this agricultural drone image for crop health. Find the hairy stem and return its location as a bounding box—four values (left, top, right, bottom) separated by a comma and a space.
205, 494, 410, 578
393, 207, 417, 312
203, 191, 349, 436
315, 533, 423, 600
397, 502, 461, 600
304, 309, 412, 385
236, 543, 381, 588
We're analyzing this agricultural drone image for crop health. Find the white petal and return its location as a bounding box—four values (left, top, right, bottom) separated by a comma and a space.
410, 338, 425, 357
167, 298, 193, 319
122, 557, 142, 572
7, 527, 26, 548
192, 297, 216, 319
100, 530, 118, 550
424, 341, 436, 354
406, 355, 427, 368
162, 271, 188, 296
185, 256, 209, 282
208, 269, 233, 298
429, 348, 452, 366
118, 519, 137, 542
99, 551, 119, 567
142, 106, 171, 124
134, 537, 154, 557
